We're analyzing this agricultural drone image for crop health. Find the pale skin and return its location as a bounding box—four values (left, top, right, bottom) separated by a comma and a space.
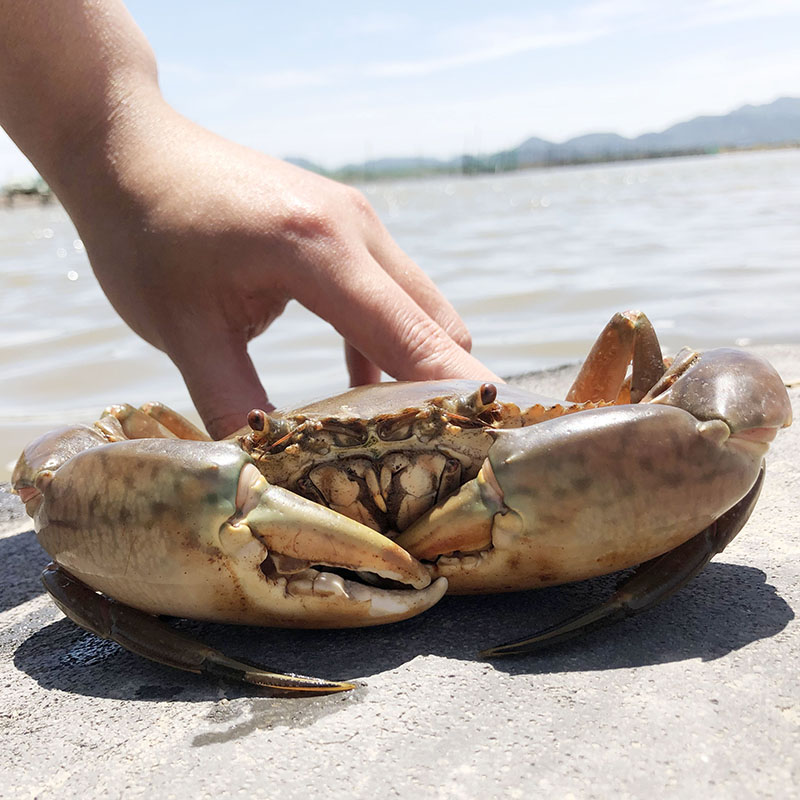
0, 1, 498, 438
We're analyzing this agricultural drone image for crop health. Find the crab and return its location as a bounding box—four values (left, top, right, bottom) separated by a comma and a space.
12, 312, 792, 693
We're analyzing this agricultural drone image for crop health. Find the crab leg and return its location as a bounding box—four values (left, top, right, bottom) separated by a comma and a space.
42, 564, 354, 693
97, 402, 211, 441
481, 466, 765, 656
138, 402, 212, 441
566, 309, 665, 404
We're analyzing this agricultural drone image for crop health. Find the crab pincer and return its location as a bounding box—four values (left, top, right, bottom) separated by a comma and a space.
15, 433, 445, 691
396, 314, 791, 654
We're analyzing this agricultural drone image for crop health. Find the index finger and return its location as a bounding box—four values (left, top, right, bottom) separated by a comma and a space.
297, 249, 500, 384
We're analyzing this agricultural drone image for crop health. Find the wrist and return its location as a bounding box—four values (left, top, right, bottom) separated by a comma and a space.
46, 82, 171, 216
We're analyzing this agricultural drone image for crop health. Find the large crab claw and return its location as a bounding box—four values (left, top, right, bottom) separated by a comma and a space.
397, 330, 792, 655
14, 434, 446, 692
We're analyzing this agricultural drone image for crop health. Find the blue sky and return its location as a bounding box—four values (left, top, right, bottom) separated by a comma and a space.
2, 0, 799, 177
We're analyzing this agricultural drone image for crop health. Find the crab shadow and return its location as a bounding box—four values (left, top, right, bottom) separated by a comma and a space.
0, 528, 48, 613
0, 485, 47, 613
12, 560, 793, 702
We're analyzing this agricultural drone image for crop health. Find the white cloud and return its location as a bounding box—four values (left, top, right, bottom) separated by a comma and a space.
319, 1, 800, 82
575, 0, 800, 29
683, 0, 800, 26
367, 28, 608, 78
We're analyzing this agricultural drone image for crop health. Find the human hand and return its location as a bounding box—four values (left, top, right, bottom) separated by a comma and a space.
68, 106, 498, 437
0, 1, 498, 437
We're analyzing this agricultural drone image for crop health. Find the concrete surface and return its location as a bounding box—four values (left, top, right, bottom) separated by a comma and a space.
1, 348, 798, 799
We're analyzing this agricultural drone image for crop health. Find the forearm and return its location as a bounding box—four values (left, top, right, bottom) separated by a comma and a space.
0, 0, 163, 209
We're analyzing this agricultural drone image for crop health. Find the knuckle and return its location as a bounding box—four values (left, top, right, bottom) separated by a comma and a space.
274, 200, 338, 243
343, 185, 379, 221
397, 315, 454, 376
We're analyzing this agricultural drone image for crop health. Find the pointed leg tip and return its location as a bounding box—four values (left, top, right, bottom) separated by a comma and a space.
476, 476, 768, 662
251, 675, 358, 694
287, 679, 358, 695
204, 659, 358, 694
42, 564, 358, 695
254, 679, 358, 695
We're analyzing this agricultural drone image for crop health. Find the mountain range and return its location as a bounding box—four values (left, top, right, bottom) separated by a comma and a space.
290, 97, 800, 179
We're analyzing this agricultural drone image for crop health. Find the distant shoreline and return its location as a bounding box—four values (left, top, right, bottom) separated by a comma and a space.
3, 143, 799, 204
300, 96, 800, 183
329, 142, 800, 184
5, 96, 800, 193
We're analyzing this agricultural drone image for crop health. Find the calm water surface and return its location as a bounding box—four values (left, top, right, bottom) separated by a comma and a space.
2, 149, 799, 479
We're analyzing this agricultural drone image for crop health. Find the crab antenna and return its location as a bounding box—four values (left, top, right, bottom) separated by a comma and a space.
480, 467, 765, 658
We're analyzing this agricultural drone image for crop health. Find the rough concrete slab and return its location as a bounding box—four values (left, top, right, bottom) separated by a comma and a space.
1, 348, 798, 799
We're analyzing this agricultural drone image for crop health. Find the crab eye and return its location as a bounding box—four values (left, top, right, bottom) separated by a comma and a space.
247, 409, 267, 432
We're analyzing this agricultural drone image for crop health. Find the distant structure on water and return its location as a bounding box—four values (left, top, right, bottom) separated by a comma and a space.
2, 175, 53, 206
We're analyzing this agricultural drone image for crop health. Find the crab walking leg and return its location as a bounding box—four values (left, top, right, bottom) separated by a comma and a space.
139, 402, 212, 441
566, 310, 665, 404
481, 467, 765, 656
42, 564, 355, 693
98, 402, 212, 442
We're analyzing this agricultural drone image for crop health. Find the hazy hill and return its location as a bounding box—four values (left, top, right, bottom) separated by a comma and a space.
642, 97, 799, 150
339, 156, 447, 177
316, 97, 800, 178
